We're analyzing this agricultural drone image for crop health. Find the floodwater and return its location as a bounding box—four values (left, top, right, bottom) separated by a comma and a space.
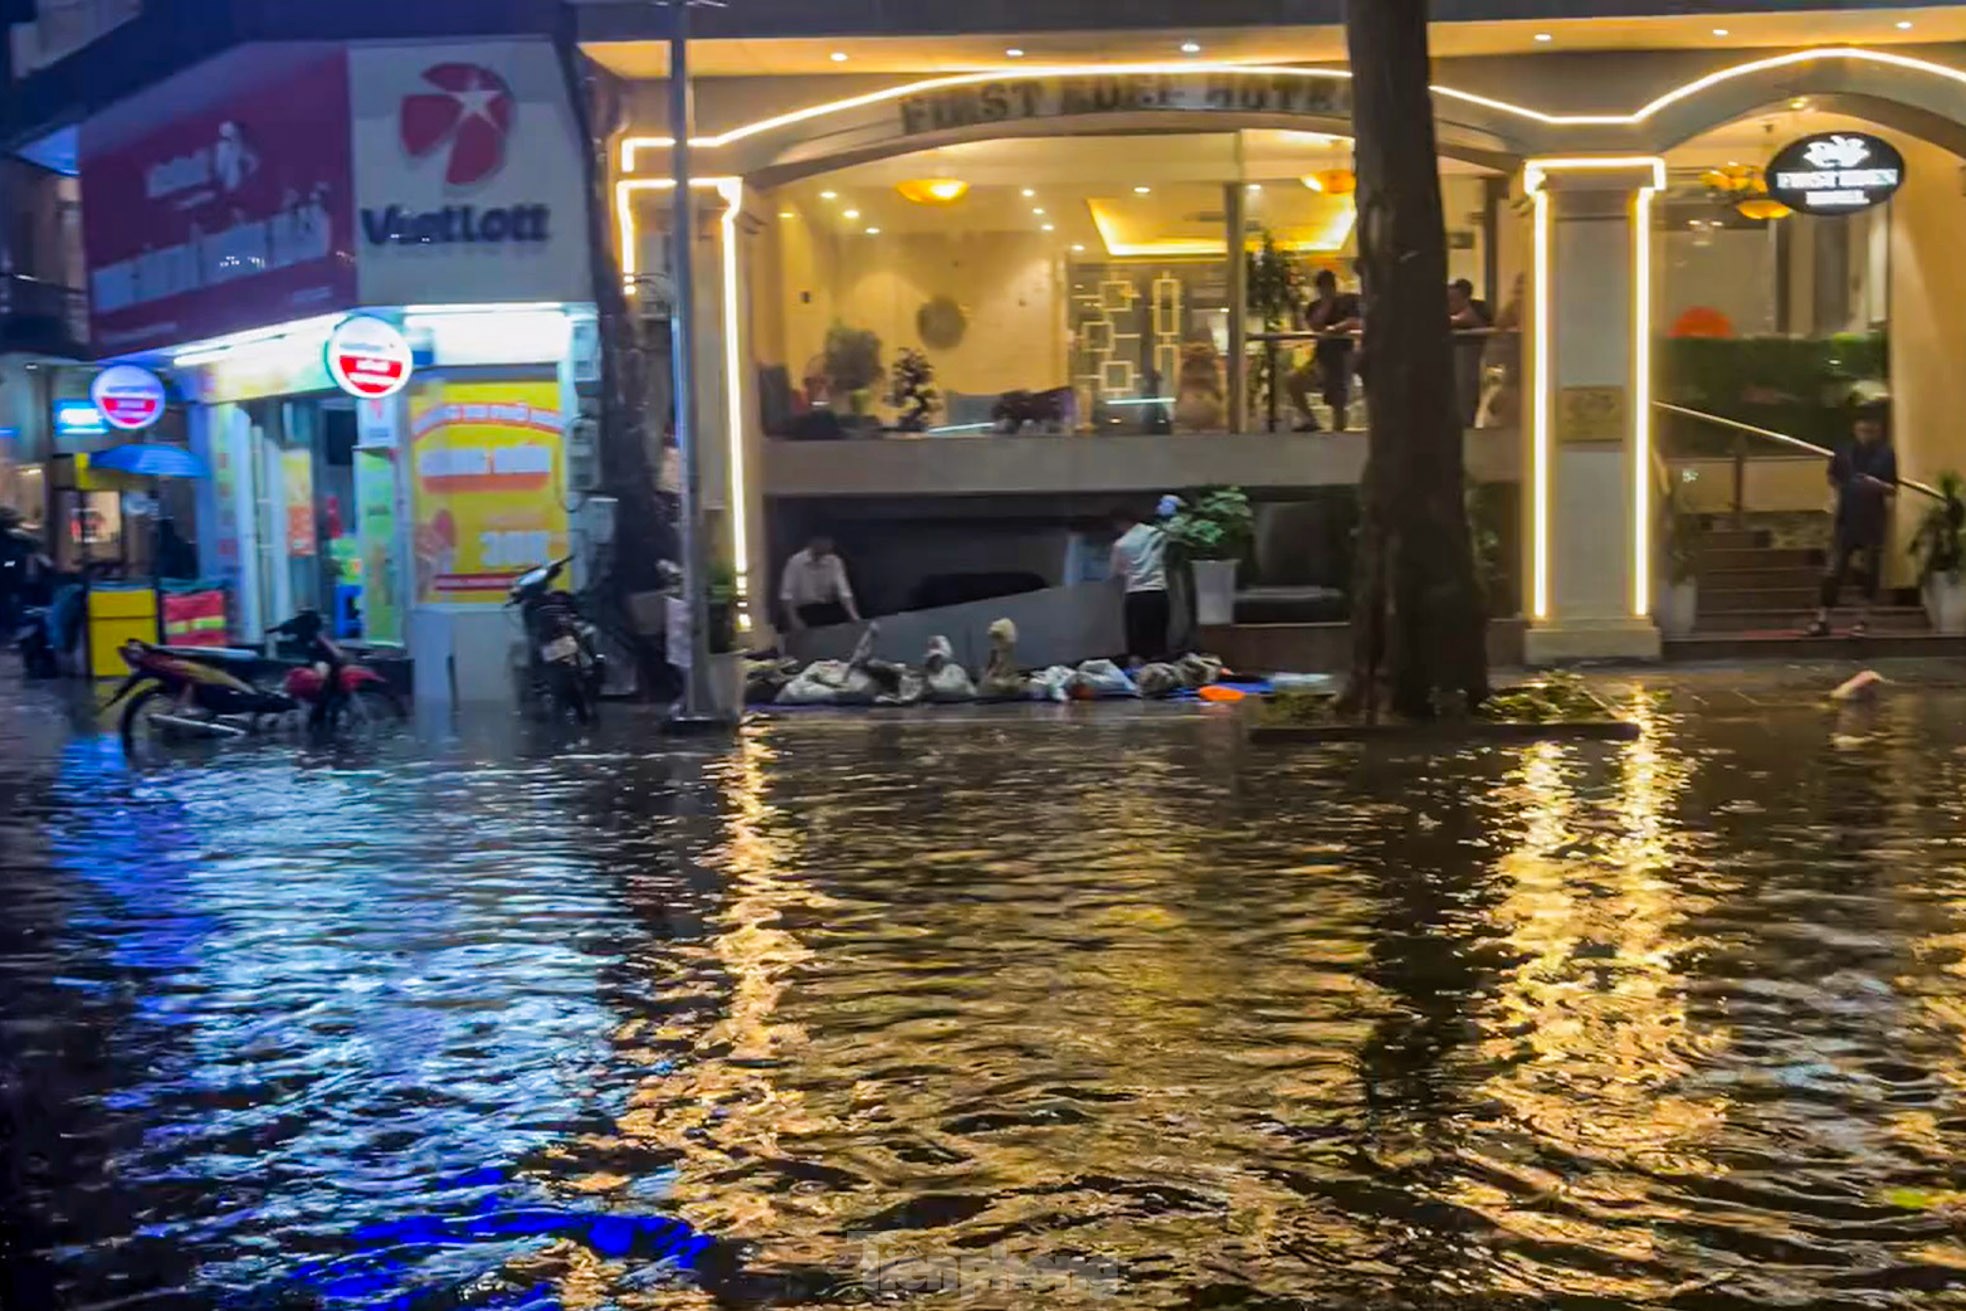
10, 670, 1966, 1310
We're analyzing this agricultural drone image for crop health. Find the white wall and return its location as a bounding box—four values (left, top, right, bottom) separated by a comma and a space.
1888, 134, 1966, 582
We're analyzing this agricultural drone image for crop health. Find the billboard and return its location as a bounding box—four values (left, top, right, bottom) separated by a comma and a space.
407, 377, 567, 605
80, 49, 357, 355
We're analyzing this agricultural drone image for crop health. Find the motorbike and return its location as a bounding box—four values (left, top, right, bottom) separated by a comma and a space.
508, 556, 606, 724
104, 609, 404, 751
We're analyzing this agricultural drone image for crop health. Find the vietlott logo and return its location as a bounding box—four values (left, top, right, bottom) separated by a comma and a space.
361, 62, 552, 248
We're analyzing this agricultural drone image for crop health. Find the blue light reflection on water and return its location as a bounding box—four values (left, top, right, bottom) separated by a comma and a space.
40, 738, 699, 1305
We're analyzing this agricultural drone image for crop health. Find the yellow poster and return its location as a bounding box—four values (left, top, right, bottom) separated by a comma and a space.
408, 377, 567, 605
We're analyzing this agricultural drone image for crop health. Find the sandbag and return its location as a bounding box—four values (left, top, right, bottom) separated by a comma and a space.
1028, 665, 1075, 703
1135, 662, 1182, 698
1177, 653, 1224, 689
924, 636, 977, 702
978, 618, 1026, 700
1071, 658, 1138, 699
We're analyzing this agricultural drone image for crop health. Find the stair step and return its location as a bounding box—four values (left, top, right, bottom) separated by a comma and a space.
1698, 547, 1822, 570
1695, 565, 1825, 590
1699, 529, 1772, 551
1690, 607, 1930, 634
1664, 632, 1966, 662
1701, 586, 1822, 613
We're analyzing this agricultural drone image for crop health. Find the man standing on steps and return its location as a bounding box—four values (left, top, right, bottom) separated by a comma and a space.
1807, 395, 1897, 638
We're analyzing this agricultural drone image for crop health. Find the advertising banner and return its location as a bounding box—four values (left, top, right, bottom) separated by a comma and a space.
408, 377, 566, 605
282, 447, 316, 557
348, 40, 592, 308
355, 449, 401, 643
80, 49, 357, 355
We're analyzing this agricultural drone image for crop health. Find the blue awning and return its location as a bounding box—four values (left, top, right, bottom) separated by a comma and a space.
89, 443, 208, 479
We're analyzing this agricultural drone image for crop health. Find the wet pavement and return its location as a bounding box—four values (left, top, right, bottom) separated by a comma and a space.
10, 662, 1966, 1308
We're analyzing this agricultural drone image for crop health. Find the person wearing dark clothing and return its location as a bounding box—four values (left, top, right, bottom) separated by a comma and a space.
1287, 269, 1363, 432
1807, 409, 1897, 637
1448, 279, 1493, 428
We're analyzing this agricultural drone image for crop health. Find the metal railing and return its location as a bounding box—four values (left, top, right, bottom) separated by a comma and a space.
1654, 402, 1943, 525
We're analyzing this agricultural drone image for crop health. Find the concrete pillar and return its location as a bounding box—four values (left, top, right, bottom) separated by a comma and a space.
1523, 159, 1665, 665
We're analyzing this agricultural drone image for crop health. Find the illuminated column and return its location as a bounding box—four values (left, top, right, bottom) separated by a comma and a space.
1523, 158, 1665, 665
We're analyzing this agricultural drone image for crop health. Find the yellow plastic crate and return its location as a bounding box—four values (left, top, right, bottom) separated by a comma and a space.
87, 587, 158, 679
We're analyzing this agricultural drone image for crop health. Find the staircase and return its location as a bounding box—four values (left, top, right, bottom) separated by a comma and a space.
1663, 524, 1957, 661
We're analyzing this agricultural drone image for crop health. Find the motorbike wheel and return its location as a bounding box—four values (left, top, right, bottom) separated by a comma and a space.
119, 685, 186, 759
548, 662, 596, 726
322, 684, 408, 741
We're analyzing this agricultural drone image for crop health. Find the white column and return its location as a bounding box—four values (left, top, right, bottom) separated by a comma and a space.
1523, 158, 1665, 665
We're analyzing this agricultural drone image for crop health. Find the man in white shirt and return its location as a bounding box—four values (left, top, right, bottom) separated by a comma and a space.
1109, 507, 1170, 663
780, 533, 862, 631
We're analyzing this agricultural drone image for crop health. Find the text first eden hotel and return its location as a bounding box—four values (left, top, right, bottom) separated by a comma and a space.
77, 37, 599, 702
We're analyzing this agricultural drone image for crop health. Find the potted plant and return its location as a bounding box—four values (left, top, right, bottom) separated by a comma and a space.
1912, 471, 1966, 635
1655, 477, 1699, 638
1245, 233, 1304, 430
1166, 486, 1254, 626
886, 348, 939, 433
823, 324, 884, 422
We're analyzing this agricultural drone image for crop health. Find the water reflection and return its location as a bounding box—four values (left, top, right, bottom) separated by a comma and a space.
11, 677, 1966, 1306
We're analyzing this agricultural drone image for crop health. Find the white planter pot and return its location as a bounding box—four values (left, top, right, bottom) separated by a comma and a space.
1926, 575, 1966, 635
1191, 559, 1240, 627
1656, 579, 1698, 639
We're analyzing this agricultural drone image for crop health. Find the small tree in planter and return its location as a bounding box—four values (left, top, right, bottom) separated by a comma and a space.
1166, 487, 1255, 627
823, 324, 884, 420
1656, 478, 1699, 638
887, 348, 939, 432
1912, 471, 1966, 635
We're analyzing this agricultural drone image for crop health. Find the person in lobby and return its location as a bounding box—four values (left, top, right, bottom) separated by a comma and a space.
781, 532, 862, 632
1806, 392, 1898, 638
1287, 268, 1363, 433
1110, 505, 1170, 664
1449, 278, 1494, 429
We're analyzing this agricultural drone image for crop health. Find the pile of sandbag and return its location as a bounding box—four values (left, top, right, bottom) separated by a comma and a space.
761, 618, 1225, 708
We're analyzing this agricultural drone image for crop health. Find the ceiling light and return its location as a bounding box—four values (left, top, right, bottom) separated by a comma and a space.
1712, 28, 1729, 37
896, 178, 969, 204
1041, 223, 1055, 232
1246, 182, 1263, 192
1134, 186, 1152, 194
1071, 244, 1086, 252
864, 227, 881, 235
1534, 33, 1553, 43
1180, 42, 1202, 54
1006, 48, 1025, 58
1032, 207, 1046, 215
843, 209, 861, 219
830, 51, 849, 63
778, 209, 796, 219
1789, 97, 1809, 110
820, 190, 839, 201
1898, 20, 1914, 30
1021, 188, 1036, 198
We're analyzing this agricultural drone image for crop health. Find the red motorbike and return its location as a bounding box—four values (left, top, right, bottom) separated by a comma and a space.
105, 610, 404, 752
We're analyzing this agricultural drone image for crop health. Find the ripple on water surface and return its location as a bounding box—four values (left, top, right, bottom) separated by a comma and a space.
9, 678, 1966, 1308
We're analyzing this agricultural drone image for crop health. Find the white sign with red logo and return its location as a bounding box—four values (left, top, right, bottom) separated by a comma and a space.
349, 41, 590, 307
326, 316, 414, 399
90, 365, 168, 431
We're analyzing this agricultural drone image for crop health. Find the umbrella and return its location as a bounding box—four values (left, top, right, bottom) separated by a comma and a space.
89, 443, 208, 479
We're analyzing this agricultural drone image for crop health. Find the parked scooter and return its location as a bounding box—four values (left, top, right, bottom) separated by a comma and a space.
507, 556, 605, 724
104, 609, 403, 752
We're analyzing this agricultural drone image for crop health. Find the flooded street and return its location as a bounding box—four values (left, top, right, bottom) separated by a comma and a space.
10, 669, 1966, 1309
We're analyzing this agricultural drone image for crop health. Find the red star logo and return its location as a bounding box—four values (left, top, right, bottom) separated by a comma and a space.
399, 63, 515, 187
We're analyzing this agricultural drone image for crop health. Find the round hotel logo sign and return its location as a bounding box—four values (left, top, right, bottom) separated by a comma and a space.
90, 365, 167, 431
326, 315, 414, 400
1767, 132, 1904, 214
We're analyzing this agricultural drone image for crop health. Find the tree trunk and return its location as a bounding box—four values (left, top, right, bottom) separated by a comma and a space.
552, 21, 677, 603
1342, 0, 1490, 719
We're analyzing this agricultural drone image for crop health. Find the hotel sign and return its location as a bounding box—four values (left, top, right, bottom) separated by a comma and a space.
898, 72, 1350, 137
1767, 133, 1904, 214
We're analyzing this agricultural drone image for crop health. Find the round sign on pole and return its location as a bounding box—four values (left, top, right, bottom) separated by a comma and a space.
326, 315, 414, 400
90, 365, 168, 431
1767, 132, 1905, 215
